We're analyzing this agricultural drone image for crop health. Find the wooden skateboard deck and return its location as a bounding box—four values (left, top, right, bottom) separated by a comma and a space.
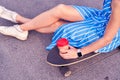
47, 46, 100, 67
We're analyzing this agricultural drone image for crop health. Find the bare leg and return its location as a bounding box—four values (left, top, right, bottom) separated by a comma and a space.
36, 20, 68, 33
16, 15, 31, 23
14, 11, 67, 33
19, 4, 83, 31
15, 13, 68, 33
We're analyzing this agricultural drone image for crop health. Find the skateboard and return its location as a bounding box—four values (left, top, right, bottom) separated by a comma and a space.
47, 46, 100, 77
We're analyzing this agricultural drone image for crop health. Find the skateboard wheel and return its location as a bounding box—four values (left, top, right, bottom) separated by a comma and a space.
64, 70, 72, 77
59, 66, 72, 77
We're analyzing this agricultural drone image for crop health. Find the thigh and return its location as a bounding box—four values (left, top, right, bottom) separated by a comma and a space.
56, 4, 100, 21
55, 4, 84, 22
72, 5, 100, 20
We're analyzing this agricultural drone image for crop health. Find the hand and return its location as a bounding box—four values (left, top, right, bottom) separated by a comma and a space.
59, 46, 78, 59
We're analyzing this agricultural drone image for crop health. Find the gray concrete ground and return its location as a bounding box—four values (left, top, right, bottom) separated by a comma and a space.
0, 0, 120, 80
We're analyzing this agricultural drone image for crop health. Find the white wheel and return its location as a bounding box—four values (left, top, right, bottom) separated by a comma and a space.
64, 70, 72, 77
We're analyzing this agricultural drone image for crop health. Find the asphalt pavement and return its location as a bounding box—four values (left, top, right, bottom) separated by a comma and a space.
0, 0, 120, 80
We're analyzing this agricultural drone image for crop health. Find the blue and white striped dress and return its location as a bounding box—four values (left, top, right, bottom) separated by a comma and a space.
46, 0, 120, 53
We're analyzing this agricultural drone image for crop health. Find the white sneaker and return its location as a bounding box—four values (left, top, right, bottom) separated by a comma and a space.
0, 25, 28, 40
0, 6, 18, 23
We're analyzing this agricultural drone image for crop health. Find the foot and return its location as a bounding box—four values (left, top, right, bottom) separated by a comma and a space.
0, 25, 28, 40
0, 6, 18, 23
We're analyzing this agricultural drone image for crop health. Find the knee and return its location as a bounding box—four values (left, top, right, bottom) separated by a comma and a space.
53, 4, 69, 17
56, 4, 67, 10
112, 0, 120, 8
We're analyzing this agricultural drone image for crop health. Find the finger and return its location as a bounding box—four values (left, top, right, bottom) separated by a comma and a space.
59, 53, 68, 59
70, 46, 74, 49
62, 49, 69, 53
59, 51, 68, 54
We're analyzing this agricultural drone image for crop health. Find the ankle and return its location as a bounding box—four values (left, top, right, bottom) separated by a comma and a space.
15, 25, 24, 32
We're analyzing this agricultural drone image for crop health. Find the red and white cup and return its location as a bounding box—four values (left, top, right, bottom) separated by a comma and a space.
57, 38, 69, 54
